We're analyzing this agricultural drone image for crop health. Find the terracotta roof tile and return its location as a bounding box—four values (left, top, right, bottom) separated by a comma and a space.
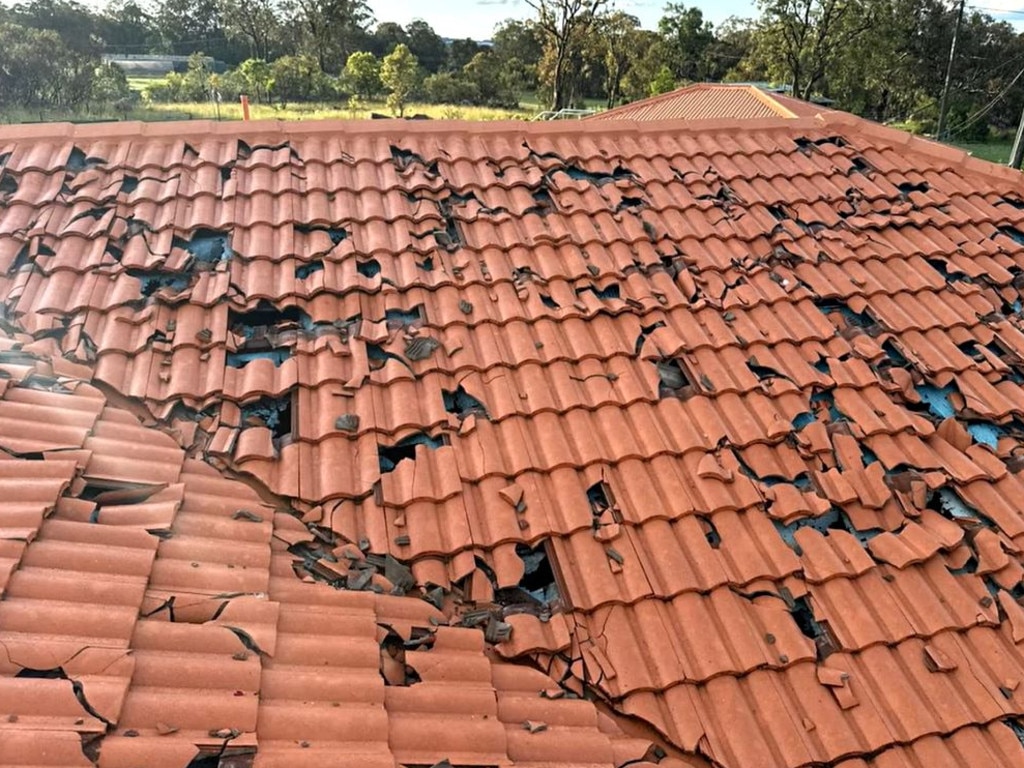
4, 113, 1024, 766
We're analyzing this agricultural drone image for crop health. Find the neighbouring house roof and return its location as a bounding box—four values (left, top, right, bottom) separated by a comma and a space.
588, 83, 826, 121
2, 112, 1024, 768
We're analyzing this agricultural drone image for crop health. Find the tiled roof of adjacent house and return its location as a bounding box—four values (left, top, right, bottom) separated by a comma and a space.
588, 83, 825, 121
2, 112, 1024, 768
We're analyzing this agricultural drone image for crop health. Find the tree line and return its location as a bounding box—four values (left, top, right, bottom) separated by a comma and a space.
1, 0, 1024, 139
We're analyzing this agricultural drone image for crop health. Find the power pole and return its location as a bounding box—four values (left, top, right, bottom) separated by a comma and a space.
936, 0, 967, 142
1010, 103, 1024, 169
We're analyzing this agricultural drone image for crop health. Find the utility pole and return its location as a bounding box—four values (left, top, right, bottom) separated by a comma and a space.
936, 0, 967, 142
1010, 103, 1024, 169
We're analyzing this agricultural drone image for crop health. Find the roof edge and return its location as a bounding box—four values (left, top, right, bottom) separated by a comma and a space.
0, 114, 826, 141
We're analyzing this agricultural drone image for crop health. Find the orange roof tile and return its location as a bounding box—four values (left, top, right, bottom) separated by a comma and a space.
1, 112, 1024, 767
588, 83, 826, 121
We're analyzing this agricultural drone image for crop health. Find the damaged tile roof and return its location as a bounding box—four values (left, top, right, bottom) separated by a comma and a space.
588, 83, 826, 122
2, 112, 1024, 767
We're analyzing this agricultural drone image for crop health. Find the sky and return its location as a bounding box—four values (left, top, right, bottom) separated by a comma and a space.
367, 0, 1024, 40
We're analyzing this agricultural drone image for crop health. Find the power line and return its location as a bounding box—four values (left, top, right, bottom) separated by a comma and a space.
947, 62, 1024, 136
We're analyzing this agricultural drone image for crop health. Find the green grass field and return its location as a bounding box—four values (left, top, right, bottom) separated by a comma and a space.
953, 141, 1013, 164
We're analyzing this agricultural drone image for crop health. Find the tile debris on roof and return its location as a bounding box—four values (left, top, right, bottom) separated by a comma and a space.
1, 112, 1024, 767
588, 83, 826, 122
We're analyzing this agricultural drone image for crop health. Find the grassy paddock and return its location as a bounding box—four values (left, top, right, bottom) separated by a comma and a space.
1, 98, 534, 124
953, 141, 1013, 164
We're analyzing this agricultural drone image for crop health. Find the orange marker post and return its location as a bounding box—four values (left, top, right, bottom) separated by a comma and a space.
240, 95, 251, 121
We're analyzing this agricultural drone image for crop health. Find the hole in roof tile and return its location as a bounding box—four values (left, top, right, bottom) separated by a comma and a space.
378, 433, 446, 473
927, 258, 970, 283
697, 515, 721, 548
813, 298, 875, 330
790, 596, 838, 660
525, 187, 556, 217
654, 358, 693, 398
589, 483, 610, 520
127, 268, 192, 297
66, 146, 103, 173
442, 385, 488, 420
416, 255, 436, 271
0, 172, 16, 197
390, 145, 439, 176
577, 283, 621, 301
634, 321, 666, 356
1000, 226, 1024, 247
792, 411, 816, 430
928, 487, 993, 526
616, 195, 646, 212
897, 181, 930, 199
914, 383, 958, 419
174, 228, 232, 267
967, 421, 1003, 449
747, 357, 790, 383
999, 195, 1024, 210
385, 306, 424, 329
881, 340, 910, 368
68, 206, 111, 225
241, 393, 294, 441
555, 162, 636, 186
794, 136, 848, 155
119, 175, 139, 195
539, 293, 560, 309
294, 260, 324, 280
227, 349, 292, 368
849, 156, 875, 175
510, 541, 559, 605
357, 259, 381, 278
367, 343, 415, 372
230, 302, 313, 337
296, 223, 348, 245
380, 628, 422, 686
1005, 719, 1024, 748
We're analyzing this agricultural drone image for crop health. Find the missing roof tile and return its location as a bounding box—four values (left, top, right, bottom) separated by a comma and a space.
696, 515, 721, 549
576, 283, 621, 301
378, 433, 446, 473
357, 259, 381, 278
0, 172, 16, 198
790, 595, 838, 660
555, 162, 636, 186
174, 228, 233, 267
240, 393, 294, 441
66, 146, 104, 174
294, 260, 324, 280
511, 541, 560, 606
295, 223, 348, 245
442, 385, 488, 420
525, 187, 556, 217
385, 306, 424, 329
126, 268, 192, 297
654, 358, 693, 398
230, 302, 313, 337
380, 627, 422, 686
390, 145, 439, 176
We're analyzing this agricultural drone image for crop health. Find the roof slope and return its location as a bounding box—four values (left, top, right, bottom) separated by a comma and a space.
588, 83, 824, 121
3, 113, 1024, 767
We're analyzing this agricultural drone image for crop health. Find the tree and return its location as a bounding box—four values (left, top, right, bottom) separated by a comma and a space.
658, 3, 715, 82
237, 57, 273, 102
405, 19, 446, 74
749, 0, 876, 100
90, 60, 137, 114
271, 53, 334, 100
447, 38, 481, 71
599, 11, 642, 108
344, 50, 380, 98
422, 71, 479, 104
380, 42, 418, 116
8, 0, 101, 54
463, 50, 520, 107
526, 0, 607, 110
372, 20, 407, 57
649, 65, 676, 95
219, 0, 281, 61
99, 0, 158, 52
0, 20, 97, 110
288, 0, 372, 73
